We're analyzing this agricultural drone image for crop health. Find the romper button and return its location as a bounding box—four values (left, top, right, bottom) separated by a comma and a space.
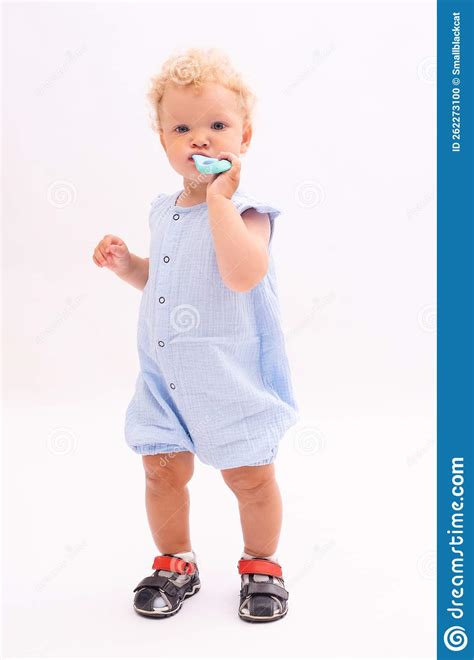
158, 340, 165, 347
170, 383, 176, 389
173, 213, 180, 220
163, 256, 170, 263
159, 296, 165, 304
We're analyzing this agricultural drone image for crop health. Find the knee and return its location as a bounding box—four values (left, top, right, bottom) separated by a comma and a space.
143, 452, 194, 492
221, 464, 275, 499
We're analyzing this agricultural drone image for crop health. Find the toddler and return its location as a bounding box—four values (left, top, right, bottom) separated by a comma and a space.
92, 48, 299, 622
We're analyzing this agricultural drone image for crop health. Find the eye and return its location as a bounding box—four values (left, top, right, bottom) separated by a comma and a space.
211, 122, 226, 130
175, 125, 189, 133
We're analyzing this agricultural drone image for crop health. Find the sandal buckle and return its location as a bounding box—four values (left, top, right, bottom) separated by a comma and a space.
152, 555, 197, 575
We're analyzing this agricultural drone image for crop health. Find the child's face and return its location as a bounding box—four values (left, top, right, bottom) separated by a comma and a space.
159, 81, 251, 181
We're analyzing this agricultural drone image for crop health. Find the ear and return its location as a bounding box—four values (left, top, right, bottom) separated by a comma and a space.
240, 122, 253, 155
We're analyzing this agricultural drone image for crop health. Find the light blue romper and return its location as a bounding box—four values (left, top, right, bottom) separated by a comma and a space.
124, 186, 299, 470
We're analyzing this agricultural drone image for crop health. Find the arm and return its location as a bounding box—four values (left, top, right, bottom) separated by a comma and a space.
207, 194, 270, 293
116, 254, 149, 291
93, 235, 149, 291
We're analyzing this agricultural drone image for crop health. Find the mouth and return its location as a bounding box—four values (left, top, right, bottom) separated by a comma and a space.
189, 153, 210, 161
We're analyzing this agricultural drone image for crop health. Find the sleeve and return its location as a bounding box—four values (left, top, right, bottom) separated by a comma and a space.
233, 193, 283, 246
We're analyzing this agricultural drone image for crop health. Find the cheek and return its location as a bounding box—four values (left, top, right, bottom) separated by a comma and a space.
167, 145, 185, 161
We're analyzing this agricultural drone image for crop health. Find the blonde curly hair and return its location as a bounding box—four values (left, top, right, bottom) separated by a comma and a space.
147, 47, 257, 133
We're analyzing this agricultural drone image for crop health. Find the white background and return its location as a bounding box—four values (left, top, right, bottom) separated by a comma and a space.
3, 0, 436, 657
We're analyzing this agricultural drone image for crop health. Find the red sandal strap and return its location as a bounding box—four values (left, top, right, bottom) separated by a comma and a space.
237, 558, 283, 577
152, 555, 197, 575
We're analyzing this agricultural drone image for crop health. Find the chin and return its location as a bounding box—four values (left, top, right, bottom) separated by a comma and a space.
187, 164, 212, 178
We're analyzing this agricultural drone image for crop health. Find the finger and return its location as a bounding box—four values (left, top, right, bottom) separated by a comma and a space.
103, 235, 124, 248
217, 151, 238, 163
217, 153, 240, 175
108, 244, 126, 257
92, 254, 103, 267
98, 246, 110, 263
94, 248, 106, 265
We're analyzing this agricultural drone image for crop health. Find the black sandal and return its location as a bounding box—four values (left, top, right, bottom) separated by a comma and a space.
133, 554, 201, 618
237, 557, 289, 622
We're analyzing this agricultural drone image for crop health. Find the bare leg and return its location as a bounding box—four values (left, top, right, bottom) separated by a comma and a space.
221, 463, 282, 557
142, 451, 195, 554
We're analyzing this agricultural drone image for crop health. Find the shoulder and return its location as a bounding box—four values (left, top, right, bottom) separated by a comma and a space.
148, 191, 178, 228
150, 191, 173, 211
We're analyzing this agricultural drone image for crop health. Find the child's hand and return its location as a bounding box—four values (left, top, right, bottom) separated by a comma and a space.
206, 151, 241, 201
92, 235, 132, 274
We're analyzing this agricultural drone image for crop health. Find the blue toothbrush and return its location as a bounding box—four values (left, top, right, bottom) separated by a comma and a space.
192, 154, 232, 175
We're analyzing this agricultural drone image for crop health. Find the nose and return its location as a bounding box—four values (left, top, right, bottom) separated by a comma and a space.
191, 135, 209, 149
